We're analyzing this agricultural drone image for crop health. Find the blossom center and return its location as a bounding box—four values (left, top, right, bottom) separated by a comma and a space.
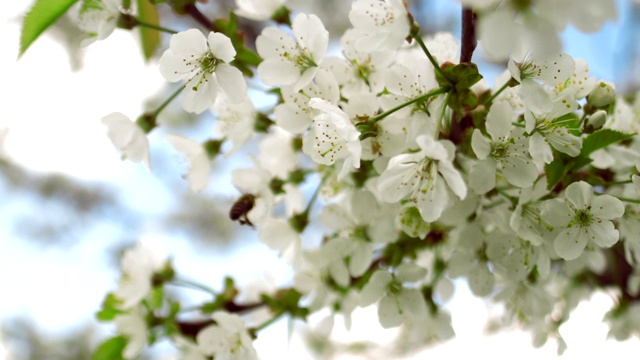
572, 208, 593, 228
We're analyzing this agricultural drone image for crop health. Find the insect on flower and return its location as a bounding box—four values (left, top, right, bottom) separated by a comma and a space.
229, 194, 256, 227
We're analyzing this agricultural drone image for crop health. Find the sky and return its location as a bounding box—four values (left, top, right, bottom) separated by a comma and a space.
0, 1, 639, 359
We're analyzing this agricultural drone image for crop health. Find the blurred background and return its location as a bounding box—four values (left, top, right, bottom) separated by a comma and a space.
1, 0, 639, 359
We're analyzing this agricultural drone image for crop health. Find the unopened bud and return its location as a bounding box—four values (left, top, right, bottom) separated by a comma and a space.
587, 110, 607, 129
587, 81, 615, 108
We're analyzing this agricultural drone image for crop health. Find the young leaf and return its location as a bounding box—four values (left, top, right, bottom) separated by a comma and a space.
19, 0, 79, 57
580, 129, 634, 157
136, 0, 160, 61
92, 336, 127, 360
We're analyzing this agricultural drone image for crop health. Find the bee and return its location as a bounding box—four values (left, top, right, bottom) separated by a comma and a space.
229, 194, 255, 227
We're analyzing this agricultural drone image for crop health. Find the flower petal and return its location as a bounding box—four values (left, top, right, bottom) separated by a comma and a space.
591, 194, 624, 220
216, 64, 247, 104
554, 225, 588, 260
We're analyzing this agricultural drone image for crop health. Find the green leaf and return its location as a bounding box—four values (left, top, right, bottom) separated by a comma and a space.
580, 129, 634, 157
137, 0, 161, 61
92, 336, 126, 360
19, 0, 79, 57
545, 158, 567, 190
96, 293, 124, 321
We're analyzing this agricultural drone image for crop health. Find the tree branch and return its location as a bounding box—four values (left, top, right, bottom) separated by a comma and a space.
184, 4, 216, 31
460, 8, 477, 63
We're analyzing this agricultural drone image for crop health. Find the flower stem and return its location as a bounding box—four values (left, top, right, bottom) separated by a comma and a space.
134, 17, 178, 34
152, 86, 184, 117
435, 92, 451, 140
605, 194, 640, 204
250, 310, 285, 335
171, 277, 217, 295
369, 87, 447, 123
413, 35, 450, 85
483, 80, 510, 105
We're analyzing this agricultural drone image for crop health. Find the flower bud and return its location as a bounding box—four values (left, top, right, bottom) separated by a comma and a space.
587, 81, 615, 108
587, 110, 607, 130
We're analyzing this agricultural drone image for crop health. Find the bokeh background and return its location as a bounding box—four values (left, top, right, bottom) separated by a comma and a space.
1, 0, 640, 359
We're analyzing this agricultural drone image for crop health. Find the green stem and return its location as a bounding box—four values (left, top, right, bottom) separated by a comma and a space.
152, 86, 184, 117
413, 36, 450, 84
608, 179, 633, 186
484, 80, 510, 105
607, 194, 640, 204
172, 277, 217, 295
251, 310, 285, 334
135, 17, 178, 34
369, 87, 447, 123
435, 92, 451, 140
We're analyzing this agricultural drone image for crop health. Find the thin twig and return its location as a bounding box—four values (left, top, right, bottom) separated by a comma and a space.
460, 8, 477, 63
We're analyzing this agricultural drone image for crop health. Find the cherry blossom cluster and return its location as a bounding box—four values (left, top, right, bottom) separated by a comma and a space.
63, 0, 640, 357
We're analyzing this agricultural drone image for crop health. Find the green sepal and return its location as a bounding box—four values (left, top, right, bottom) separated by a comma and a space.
436, 62, 483, 91
136, 0, 161, 61
261, 288, 309, 320
92, 336, 127, 360
149, 285, 164, 310
447, 88, 479, 112
168, 0, 197, 14
213, 12, 262, 77
96, 293, 125, 321
19, 0, 79, 57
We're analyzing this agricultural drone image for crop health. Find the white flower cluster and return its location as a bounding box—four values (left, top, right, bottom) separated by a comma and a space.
81, 0, 640, 356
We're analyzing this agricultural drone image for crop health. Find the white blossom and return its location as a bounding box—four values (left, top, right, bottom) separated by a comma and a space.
115, 306, 148, 359
377, 135, 466, 222
348, 0, 410, 52
302, 98, 362, 180
256, 13, 328, 91
541, 181, 625, 260
470, 101, 538, 193
77, 0, 121, 46
234, 0, 284, 21
102, 112, 150, 169
114, 241, 166, 309
166, 134, 211, 192
196, 312, 257, 360
160, 29, 247, 114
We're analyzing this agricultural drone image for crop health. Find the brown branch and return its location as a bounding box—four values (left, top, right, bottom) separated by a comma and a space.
184, 4, 216, 31
460, 8, 477, 63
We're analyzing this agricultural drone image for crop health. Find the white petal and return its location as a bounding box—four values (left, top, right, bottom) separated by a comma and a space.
293, 13, 328, 61
181, 75, 218, 114
529, 132, 553, 164
554, 225, 587, 260
359, 270, 391, 307
171, 29, 208, 56
257, 59, 299, 86
591, 194, 624, 220
467, 263, 494, 297
469, 158, 496, 194
258, 218, 299, 254
502, 156, 538, 188
486, 101, 513, 140
216, 64, 247, 104
541, 198, 573, 227
378, 294, 403, 328
520, 79, 552, 114
438, 160, 467, 200
471, 129, 491, 159
588, 220, 619, 248
565, 181, 593, 209
208, 32, 236, 63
